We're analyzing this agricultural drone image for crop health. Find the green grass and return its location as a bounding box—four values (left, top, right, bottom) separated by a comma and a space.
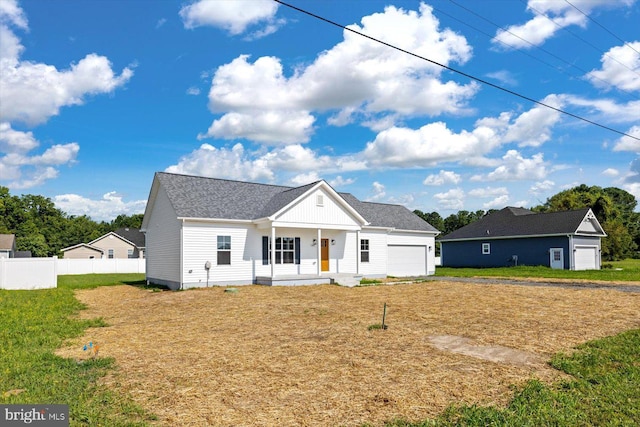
384, 329, 640, 426
435, 259, 640, 282
0, 273, 155, 426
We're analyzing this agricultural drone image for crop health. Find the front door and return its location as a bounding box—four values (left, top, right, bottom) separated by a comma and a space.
550, 248, 564, 269
321, 238, 329, 272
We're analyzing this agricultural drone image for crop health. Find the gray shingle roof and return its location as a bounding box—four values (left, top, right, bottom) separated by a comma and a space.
154, 172, 437, 232
439, 206, 600, 241
114, 227, 146, 247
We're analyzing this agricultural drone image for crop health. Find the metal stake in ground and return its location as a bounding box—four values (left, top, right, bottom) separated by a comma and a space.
382, 303, 388, 330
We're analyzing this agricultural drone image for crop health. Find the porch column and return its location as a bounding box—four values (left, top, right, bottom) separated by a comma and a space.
317, 228, 322, 276
271, 226, 276, 277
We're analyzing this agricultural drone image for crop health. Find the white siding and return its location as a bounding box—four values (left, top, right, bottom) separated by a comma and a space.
359, 230, 388, 277
277, 188, 360, 227
145, 186, 181, 287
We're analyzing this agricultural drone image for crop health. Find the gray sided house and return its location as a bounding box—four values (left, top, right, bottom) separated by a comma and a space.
439, 207, 606, 270
141, 172, 439, 289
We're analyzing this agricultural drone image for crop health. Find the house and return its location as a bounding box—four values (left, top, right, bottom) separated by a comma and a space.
0, 234, 16, 258
141, 172, 439, 289
439, 207, 606, 270
61, 228, 145, 259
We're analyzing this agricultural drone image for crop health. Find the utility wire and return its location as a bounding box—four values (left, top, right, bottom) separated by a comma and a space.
274, 0, 639, 141
563, 0, 640, 57
522, 0, 640, 78
445, 0, 638, 100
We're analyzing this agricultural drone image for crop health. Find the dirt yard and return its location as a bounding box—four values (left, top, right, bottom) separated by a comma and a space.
57, 281, 640, 426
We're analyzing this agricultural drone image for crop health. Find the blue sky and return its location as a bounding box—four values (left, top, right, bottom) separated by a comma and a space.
1, 0, 638, 221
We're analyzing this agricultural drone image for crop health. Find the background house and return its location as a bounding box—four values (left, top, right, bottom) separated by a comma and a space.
439, 207, 606, 270
61, 228, 145, 259
142, 172, 439, 289
0, 234, 16, 258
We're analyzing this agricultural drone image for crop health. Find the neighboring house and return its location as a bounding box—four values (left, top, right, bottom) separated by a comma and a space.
61, 228, 145, 259
141, 172, 439, 289
0, 234, 16, 258
439, 207, 606, 270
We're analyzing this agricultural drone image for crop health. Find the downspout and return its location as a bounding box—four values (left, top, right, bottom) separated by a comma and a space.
356, 230, 360, 275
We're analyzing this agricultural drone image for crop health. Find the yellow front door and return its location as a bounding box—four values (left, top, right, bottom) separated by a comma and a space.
321, 239, 329, 271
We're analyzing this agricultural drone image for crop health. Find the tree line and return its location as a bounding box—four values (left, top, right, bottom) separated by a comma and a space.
1, 184, 638, 260
414, 185, 639, 261
0, 186, 143, 257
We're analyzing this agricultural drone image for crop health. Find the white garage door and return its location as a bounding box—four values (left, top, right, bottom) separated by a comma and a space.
387, 245, 426, 277
575, 246, 597, 270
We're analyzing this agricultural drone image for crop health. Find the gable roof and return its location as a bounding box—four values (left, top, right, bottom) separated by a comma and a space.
147, 172, 438, 233
0, 234, 16, 251
114, 227, 145, 248
60, 243, 104, 254
439, 207, 606, 241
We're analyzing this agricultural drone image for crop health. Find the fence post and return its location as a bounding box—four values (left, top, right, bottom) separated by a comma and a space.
0, 257, 5, 289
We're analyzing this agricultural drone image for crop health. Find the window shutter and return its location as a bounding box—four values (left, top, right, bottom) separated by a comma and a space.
295, 237, 301, 264
262, 236, 269, 265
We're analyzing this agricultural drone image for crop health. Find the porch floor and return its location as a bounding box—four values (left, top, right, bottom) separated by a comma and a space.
256, 273, 363, 287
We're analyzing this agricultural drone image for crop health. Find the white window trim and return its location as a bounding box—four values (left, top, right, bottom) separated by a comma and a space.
482, 243, 490, 255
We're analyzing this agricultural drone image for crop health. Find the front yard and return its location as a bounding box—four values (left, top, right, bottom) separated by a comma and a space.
52, 276, 639, 426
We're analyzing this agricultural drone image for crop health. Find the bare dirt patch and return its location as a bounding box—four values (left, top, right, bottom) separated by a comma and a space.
56, 281, 640, 426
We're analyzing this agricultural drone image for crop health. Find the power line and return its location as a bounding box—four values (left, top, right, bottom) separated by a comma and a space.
445, 0, 638, 100
523, 0, 640, 79
563, 0, 640, 57
274, 0, 639, 142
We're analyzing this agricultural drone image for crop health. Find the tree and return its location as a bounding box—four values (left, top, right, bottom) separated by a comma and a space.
443, 210, 485, 235
413, 210, 444, 232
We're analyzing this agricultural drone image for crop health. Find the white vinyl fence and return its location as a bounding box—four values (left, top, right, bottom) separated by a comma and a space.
0, 257, 58, 290
0, 257, 145, 290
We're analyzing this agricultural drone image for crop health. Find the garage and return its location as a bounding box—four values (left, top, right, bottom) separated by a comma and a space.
574, 246, 598, 270
387, 245, 427, 277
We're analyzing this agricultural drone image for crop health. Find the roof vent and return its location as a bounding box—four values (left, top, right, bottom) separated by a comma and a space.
486, 230, 490, 235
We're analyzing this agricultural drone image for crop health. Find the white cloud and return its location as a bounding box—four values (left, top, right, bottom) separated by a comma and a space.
472, 150, 548, 181
186, 86, 200, 96
483, 195, 510, 210
328, 176, 355, 188
54, 192, 147, 222
613, 125, 640, 152
529, 180, 555, 194
491, 0, 634, 49
201, 4, 477, 144
602, 168, 620, 177
564, 96, 640, 124
0, 123, 79, 189
433, 188, 464, 210
423, 170, 461, 186
290, 172, 320, 187
363, 121, 501, 168
468, 186, 508, 198
367, 181, 386, 201
485, 70, 518, 86
180, 0, 280, 36
0, 0, 27, 29
165, 143, 275, 182
502, 95, 563, 147
586, 42, 640, 92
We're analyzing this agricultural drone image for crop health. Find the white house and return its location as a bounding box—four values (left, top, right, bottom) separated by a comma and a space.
141, 172, 439, 289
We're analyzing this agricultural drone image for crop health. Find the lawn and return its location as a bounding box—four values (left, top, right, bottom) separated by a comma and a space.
55, 278, 639, 426
435, 258, 640, 282
3, 273, 639, 426
0, 273, 153, 426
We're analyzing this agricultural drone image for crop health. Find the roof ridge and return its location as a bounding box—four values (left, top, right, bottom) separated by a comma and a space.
157, 171, 293, 190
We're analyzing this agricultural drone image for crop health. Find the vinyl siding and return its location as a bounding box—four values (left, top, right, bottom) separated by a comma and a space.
145, 186, 181, 287
91, 235, 136, 259
277, 188, 360, 227
62, 246, 103, 259
359, 230, 388, 276
441, 236, 570, 268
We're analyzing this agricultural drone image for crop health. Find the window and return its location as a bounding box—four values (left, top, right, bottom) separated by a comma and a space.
482, 243, 490, 255
217, 235, 231, 265
316, 194, 324, 206
360, 239, 370, 263
108, 249, 114, 259
262, 237, 300, 264
127, 249, 134, 259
